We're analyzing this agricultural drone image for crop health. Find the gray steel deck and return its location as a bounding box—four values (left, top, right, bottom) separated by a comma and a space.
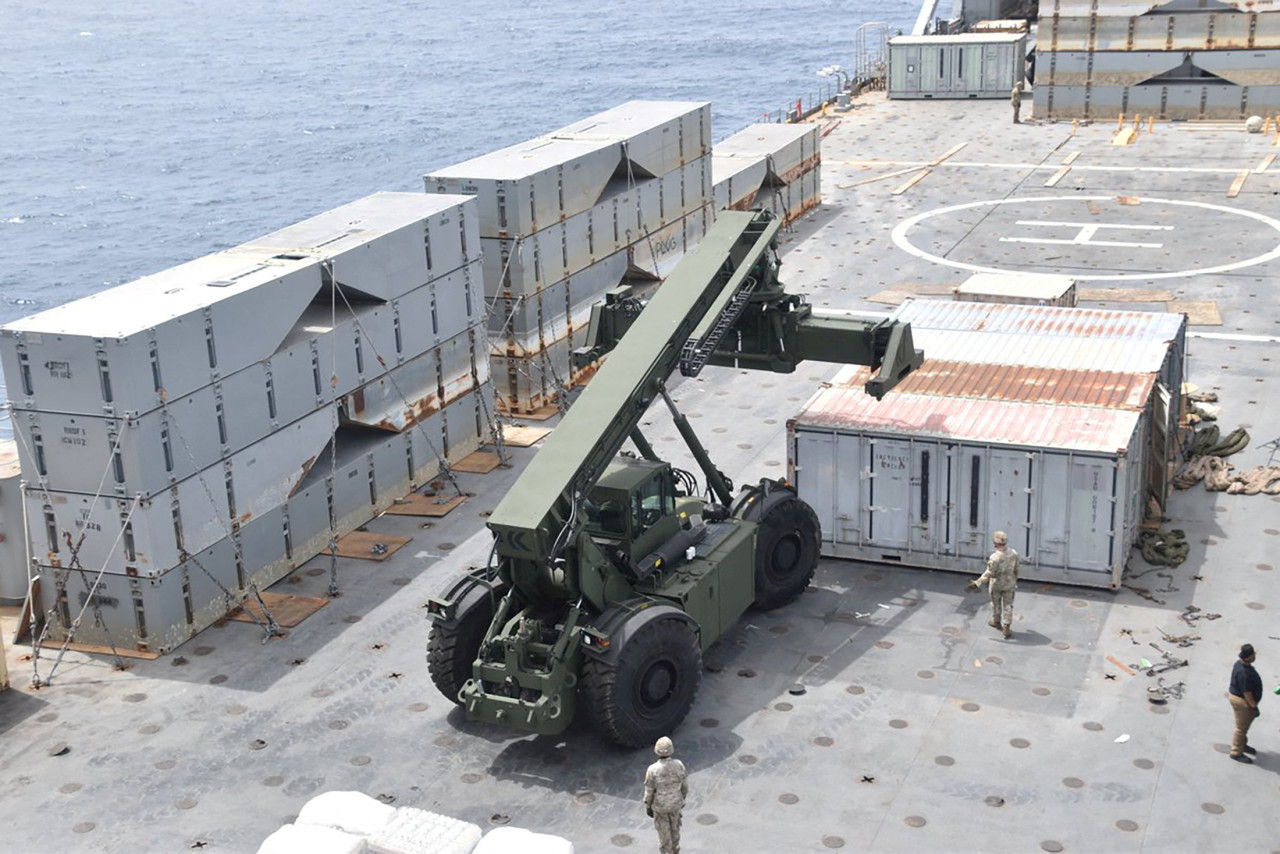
3, 93, 1279, 853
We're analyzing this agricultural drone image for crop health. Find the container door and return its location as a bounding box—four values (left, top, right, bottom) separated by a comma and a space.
902, 46, 921, 95
910, 442, 942, 553
865, 437, 912, 548
984, 44, 1006, 94
1034, 452, 1070, 568
1066, 456, 1116, 573
939, 444, 959, 557
834, 431, 862, 547
793, 429, 836, 547
987, 448, 1034, 561
956, 446, 987, 559
1147, 382, 1170, 512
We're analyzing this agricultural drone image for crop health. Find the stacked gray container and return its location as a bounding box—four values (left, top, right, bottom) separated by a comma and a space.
426, 101, 712, 414
0, 192, 488, 653
1034, 1, 1280, 120
711, 124, 821, 225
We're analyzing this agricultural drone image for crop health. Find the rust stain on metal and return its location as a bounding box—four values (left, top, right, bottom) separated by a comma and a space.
572, 358, 603, 387
834, 360, 1155, 410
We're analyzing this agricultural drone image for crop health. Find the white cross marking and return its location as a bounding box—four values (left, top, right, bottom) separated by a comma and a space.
999, 220, 1175, 249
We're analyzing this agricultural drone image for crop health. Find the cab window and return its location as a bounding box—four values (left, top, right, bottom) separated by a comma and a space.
631, 473, 673, 536
585, 498, 627, 536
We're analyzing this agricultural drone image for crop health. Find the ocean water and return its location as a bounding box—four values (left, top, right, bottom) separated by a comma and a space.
0, 0, 917, 403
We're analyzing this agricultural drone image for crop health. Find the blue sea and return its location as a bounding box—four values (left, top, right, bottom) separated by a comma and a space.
0, 0, 917, 405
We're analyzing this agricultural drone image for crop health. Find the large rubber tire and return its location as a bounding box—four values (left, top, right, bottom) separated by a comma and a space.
426, 598, 496, 705
581, 618, 702, 748
752, 496, 820, 611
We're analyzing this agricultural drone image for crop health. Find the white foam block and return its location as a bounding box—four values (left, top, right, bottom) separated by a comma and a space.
474, 826, 574, 854
367, 806, 483, 854
296, 791, 397, 837
257, 823, 368, 854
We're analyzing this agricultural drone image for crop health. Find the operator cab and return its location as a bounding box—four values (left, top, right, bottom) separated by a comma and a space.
584, 458, 679, 562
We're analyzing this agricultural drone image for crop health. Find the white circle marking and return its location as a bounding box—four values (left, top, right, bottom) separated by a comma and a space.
890, 195, 1280, 281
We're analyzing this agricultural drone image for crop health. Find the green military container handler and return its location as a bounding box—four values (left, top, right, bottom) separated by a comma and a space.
426, 210, 922, 747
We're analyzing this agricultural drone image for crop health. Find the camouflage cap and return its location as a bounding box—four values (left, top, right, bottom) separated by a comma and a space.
993, 531, 1008, 545
654, 736, 674, 757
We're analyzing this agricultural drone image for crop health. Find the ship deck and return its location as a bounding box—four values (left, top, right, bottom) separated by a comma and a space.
3, 93, 1280, 853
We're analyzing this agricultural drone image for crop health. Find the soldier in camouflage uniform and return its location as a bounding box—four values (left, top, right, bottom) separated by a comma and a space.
643, 736, 688, 854
969, 530, 1020, 638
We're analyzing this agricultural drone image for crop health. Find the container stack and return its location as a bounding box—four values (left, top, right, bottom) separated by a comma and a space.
0, 191, 488, 653
1034, 2, 1280, 120
426, 101, 712, 414
711, 124, 821, 225
787, 300, 1187, 590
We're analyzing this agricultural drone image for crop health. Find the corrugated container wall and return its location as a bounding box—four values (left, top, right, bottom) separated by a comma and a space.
789, 390, 1146, 588
785, 301, 1187, 590
889, 34, 1027, 99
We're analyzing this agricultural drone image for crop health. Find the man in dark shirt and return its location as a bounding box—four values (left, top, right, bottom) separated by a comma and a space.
1227, 643, 1263, 763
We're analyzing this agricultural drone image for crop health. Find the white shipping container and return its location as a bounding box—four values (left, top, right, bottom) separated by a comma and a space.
27, 407, 337, 576
712, 153, 769, 211
425, 136, 621, 237
477, 157, 708, 298
34, 537, 239, 653
0, 253, 322, 418
235, 192, 480, 302
628, 205, 711, 281
713, 123, 819, 186
487, 251, 629, 352
955, 272, 1078, 306
788, 388, 1147, 589
551, 100, 712, 178
888, 34, 1027, 99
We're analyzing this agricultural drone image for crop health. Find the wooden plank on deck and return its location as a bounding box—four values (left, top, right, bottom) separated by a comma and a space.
1227, 170, 1249, 197
890, 168, 932, 196
1078, 287, 1174, 303
327, 531, 412, 561
1166, 300, 1222, 326
38, 640, 161, 661
384, 493, 468, 517
502, 425, 552, 447
229, 592, 328, 628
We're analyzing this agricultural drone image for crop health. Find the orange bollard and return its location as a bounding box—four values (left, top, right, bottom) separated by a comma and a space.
1116, 113, 1124, 130
1266, 117, 1274, 135
1072, 118, 1079, 136
1133, 114, 1141, 131
1147, 116, 1155, 134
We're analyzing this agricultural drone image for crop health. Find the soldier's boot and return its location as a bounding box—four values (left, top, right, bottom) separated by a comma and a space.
988, 619, 1000, 629
1002, 625, 1012, 639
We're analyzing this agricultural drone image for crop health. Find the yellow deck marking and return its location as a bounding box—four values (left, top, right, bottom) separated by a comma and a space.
1044, 166, 1071, 187
1063, 151, 1081, 165
891, 168, 932, 195
1227, 170, 1248, 198
1111, 128, 1136, 146
1255, 154, 1275, 174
